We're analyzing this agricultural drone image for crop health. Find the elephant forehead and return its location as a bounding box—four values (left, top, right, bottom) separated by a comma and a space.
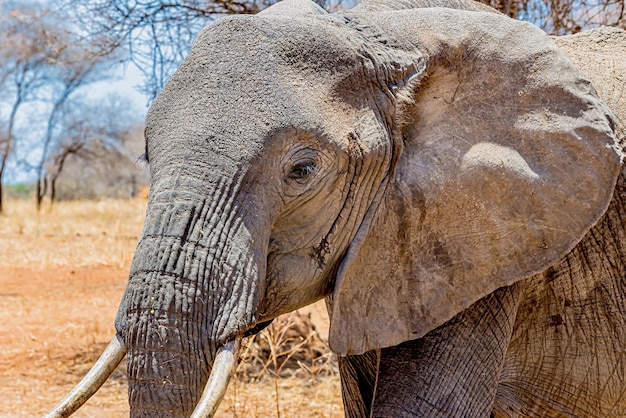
146, 47, 303, 146
192, 14, 365, 79
162, 13, 363, 102
145, 15, 361, 154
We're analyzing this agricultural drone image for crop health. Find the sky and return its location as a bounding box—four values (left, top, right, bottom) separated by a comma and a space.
104, 65, 151, 115
2, 0, 153, 185
5, 60, 151, 185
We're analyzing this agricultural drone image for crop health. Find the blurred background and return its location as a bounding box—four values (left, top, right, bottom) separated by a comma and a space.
1, 0, 624, 211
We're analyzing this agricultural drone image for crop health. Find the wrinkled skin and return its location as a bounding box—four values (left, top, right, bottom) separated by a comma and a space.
110, 0, 626, 416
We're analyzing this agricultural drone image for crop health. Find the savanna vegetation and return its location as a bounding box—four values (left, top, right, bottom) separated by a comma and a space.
0, 198, 342, 417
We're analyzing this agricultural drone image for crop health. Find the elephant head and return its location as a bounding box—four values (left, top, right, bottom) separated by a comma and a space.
47, 0, 622, 416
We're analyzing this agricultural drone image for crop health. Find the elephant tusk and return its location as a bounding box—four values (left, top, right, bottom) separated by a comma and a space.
44, 334, 126, 418
190, 338, 241, 418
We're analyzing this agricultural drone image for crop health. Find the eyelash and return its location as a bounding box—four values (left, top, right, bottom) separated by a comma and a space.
136, 153, 149, 165
289, 161, 317, 180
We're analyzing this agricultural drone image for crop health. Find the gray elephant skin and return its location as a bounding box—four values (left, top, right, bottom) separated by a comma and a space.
47, 0, 626, 416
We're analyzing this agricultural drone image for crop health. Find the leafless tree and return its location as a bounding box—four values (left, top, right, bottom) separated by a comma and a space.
478, 0, 625, 34
58, 0, 353, 100
0, 4, 58, 213
51, 123, 150, 202
43, 94, 140, 206
0, 1, 127, 211
34, 35, 113, 209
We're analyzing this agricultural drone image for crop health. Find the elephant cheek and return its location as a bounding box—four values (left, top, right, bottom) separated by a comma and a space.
261, 252, 334, 318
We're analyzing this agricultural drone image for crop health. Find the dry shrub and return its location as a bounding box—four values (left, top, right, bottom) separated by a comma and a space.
0, 198, 343, 417
224, 310, 343, 418
237, 310, 338, 382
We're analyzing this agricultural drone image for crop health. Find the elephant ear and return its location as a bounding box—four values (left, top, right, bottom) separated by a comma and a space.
328, 9, 623, 356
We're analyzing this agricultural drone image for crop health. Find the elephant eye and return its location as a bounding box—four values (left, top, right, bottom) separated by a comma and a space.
288, 161, 317, 181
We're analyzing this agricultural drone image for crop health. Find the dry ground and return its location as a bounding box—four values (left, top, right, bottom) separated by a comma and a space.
0, 199, 343, 417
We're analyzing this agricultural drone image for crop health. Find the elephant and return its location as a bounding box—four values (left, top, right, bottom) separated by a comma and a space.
46, 0, 626, 416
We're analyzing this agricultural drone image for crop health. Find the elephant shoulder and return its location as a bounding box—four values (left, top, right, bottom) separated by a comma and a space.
554, 27, 626, 145
351, 0, 499, 13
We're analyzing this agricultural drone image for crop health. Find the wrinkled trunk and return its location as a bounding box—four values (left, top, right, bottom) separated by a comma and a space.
115, 186, 266, 417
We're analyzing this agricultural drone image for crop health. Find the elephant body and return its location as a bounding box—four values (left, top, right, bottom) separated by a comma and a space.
337, 15, 626, 418
48, 0, 626, 417
341, 170, 626, 417
554, 26, 626, 140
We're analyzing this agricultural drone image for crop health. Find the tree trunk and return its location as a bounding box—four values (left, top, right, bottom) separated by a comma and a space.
0, 144, 11, 214
0, 94, 22, 214
36, 177, 48, 210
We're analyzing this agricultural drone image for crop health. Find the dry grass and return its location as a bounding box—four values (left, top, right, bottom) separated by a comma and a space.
0, 199, 147, 268
0, 197, 343, 417
220, 311, 343, 418
220, 376, 342, 418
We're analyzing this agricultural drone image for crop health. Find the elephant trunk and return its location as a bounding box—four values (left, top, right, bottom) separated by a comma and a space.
115, 191, 267, 417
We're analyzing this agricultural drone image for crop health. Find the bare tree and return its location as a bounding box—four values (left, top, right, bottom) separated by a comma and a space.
58, 0, 352, 100
58, 0, 274, 100
478, 0, 625, 34
0, 4, 58, 213
0, 1, 128, 211
44, 94, 144, 205
34, 34, 113, 209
